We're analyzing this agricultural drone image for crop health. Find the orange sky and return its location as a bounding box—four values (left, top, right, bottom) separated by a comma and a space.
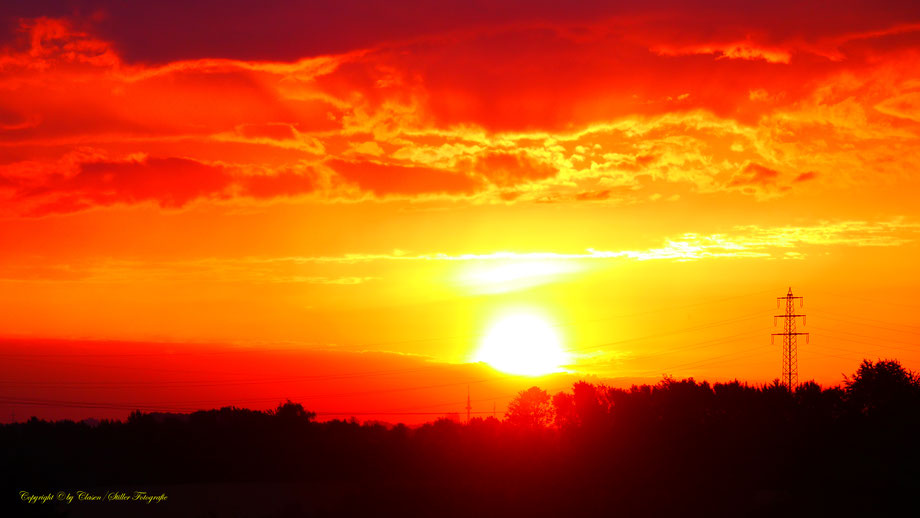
2, 2, 920, 423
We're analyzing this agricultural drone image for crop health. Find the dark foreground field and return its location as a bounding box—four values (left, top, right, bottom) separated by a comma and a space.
5, 359, 920, 517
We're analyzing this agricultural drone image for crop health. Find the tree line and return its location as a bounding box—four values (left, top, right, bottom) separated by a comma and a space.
4, 359, 919, 517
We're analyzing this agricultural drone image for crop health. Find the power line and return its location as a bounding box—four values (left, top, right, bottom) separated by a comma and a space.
566, 309, 771, 355
628, 343, 774, 378
809, 326, 918, 350
808, 312, 920, 336
618, 327, 771, 363
816, 291, 920, 311
808, 332, 920, 359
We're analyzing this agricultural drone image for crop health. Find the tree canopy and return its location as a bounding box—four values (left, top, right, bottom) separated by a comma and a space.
506, 386, 554, 428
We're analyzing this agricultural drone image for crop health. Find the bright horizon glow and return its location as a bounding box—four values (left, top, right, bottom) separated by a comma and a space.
474, 312, 571, 376
459, 260, 577, 294
2, 4, 920, 425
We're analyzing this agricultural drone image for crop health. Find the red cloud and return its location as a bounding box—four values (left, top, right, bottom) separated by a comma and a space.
575, 190, 611, 201
236, 123, 298, 141
0, 3, 915, 213
650, 42, 792, 64
239, 169, 319, 199
731, 163, 780, 187
0, 156, 329, 215
346, 28, 823, 131
3, 8, 918, 138
470, 151, 558, 187
329, 159, 481, 196
727, 163, 820, 197
11, 157, 232, 215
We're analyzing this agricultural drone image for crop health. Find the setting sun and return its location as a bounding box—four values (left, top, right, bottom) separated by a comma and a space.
474, 313, 571, 376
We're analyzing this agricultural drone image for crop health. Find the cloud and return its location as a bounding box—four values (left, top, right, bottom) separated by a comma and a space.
470, 151, 558, 187
6, 1, 920, 64
730, 219, 920, 248
0, 5, 918, 213
9, 156, 232, 215
329, 159, 482, 197
2, 218, 914, 286
0, 256, 378, 285
575, 190, 611, 201
211, 219, 920, 265
874, 91, 920, 122
236, 123, 298, 141
0, 155, 324, 215
727, 162, 789, 197
238, 169, 320, 199
650, 41, 792, 64
731, 163, 780, 186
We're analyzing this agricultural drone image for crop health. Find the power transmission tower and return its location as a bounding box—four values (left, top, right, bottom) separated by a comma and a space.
772, 287, 809, 390
466, 385, 472, 423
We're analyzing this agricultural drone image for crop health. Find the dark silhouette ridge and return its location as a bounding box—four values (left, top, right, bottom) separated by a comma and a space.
4, 359, 920, 517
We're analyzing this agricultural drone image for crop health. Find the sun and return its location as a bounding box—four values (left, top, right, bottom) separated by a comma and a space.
474, 312, 571, 376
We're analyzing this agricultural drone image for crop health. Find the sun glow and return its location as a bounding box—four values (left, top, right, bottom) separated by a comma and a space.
459, 260, 577, 294
474, 312, 571, 376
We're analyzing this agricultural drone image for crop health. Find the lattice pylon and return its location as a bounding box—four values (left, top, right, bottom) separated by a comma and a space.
772, 287, 809, 390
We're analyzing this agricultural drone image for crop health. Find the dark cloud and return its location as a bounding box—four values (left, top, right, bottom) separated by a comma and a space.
3, 1, 919, 65
4, 3, 920, 139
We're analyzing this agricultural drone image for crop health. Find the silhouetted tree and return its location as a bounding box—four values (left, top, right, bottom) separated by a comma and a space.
7, 358, 920, 518
273, 400, 316, 422
844, 358, 920, 416
506, 386, 554, 428
571, 380, 609, 428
